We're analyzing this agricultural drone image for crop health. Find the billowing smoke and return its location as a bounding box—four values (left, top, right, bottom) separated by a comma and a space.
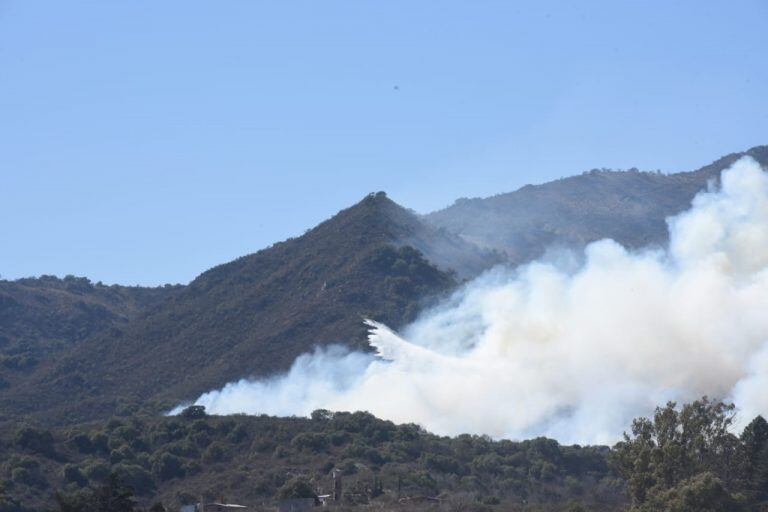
176, 157, 768, 445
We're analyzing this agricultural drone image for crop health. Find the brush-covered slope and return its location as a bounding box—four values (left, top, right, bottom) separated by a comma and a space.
0, 276, 179, 393
426, 146, 768, 264
0, 409, 618, 512
6, 193, 496, 424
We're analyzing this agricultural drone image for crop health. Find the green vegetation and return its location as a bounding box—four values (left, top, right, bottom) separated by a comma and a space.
1, 406, 617, 511
2, 148, 768, 511
0, 195, 460, 428
613, 398, 768, 511
53, 473, 138, 512
2, 398, 766, 511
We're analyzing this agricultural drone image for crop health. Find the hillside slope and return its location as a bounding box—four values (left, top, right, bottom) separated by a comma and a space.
426, 146, 768, 264
3, 193, 497, 425
0, 409, 620, 512
0, 276, 179, 394
4, 146, 766, 427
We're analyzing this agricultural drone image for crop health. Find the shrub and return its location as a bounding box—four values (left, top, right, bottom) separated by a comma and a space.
226, 424, 248, 443
135, 452, 152, 469
216, 419, 236, 436
167, 439, 198, 458
84, 460, 111, 482
152, 453, 185, 481
62, 464, 88, 487
54, 473, 137, 512
106, 419, 125, 431
15, 426, 55, 456
328, 430, 350, 446
421, 453, 465, 475
471, 453, 503, 476
203, 442, 226, 463
184, 460, 202, 476
109, 445, 136, 464
292, 432, 328, 452
112, 425, 140, 444
11, 467, 31, 485
112, 464, 155, 495
339, 460, 357, 475
191, 431, 212, 448
89, 432, 109, 453
68, 433, 93, 454
10, 460, 46, 488
189, 419, 210, 434
277, 477, 316, 500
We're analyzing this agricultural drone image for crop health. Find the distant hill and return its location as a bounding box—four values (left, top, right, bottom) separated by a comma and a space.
2, 193, 496, 424
425, 146, 768, 264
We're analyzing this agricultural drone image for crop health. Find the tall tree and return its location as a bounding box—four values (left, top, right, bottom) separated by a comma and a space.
740, 415, 768, 498
613, 397, 741, 508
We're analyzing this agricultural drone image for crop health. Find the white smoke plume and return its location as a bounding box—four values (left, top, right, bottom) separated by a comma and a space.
177, 157, 768, 445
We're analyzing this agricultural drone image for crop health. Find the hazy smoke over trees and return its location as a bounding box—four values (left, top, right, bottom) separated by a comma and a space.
176, 157, 768, 445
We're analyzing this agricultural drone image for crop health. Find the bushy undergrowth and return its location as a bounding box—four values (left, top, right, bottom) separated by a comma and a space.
1, 408, 619, 511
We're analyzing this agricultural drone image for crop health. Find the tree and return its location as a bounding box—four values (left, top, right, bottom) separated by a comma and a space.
613, 397, 740, 507
740, 415, 768, 498
179, 405, 207, 420
641, 473, 742, 512
311, 409, 333, 422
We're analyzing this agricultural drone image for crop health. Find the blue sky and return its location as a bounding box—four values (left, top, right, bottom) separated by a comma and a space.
1, 1, 767, 285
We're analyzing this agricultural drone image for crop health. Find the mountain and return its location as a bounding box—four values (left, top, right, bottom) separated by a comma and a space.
1, 193, 496, 425
3, 146, 766, 427
0, 276, 179, 393
425, 146, 768, 264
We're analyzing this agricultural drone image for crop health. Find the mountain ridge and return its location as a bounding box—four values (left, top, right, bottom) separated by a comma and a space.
2, 145, 766, 427
425, 145, 768, 264
1, 193, 470, 425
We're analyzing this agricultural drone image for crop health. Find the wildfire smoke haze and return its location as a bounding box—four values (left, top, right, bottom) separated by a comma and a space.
179, 157, 768, 445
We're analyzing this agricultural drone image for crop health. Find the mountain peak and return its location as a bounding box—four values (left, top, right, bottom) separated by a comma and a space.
312, 191, 502, 279
22, 191, 471, 424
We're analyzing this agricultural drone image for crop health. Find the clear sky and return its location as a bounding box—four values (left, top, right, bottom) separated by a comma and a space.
1, 1, 767, 286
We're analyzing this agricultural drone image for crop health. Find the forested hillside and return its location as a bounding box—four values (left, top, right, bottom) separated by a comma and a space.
2, 399, 767, 512
1, 193, 492, 426
2, 147, 768, 511
0, 276, 180, 410
4, 148, 765, 428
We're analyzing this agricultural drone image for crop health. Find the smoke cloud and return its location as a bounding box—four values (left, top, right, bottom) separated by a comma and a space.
177, 157, 768, 445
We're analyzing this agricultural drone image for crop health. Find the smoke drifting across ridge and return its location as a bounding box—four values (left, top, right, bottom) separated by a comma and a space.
176, 158, 768, 445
